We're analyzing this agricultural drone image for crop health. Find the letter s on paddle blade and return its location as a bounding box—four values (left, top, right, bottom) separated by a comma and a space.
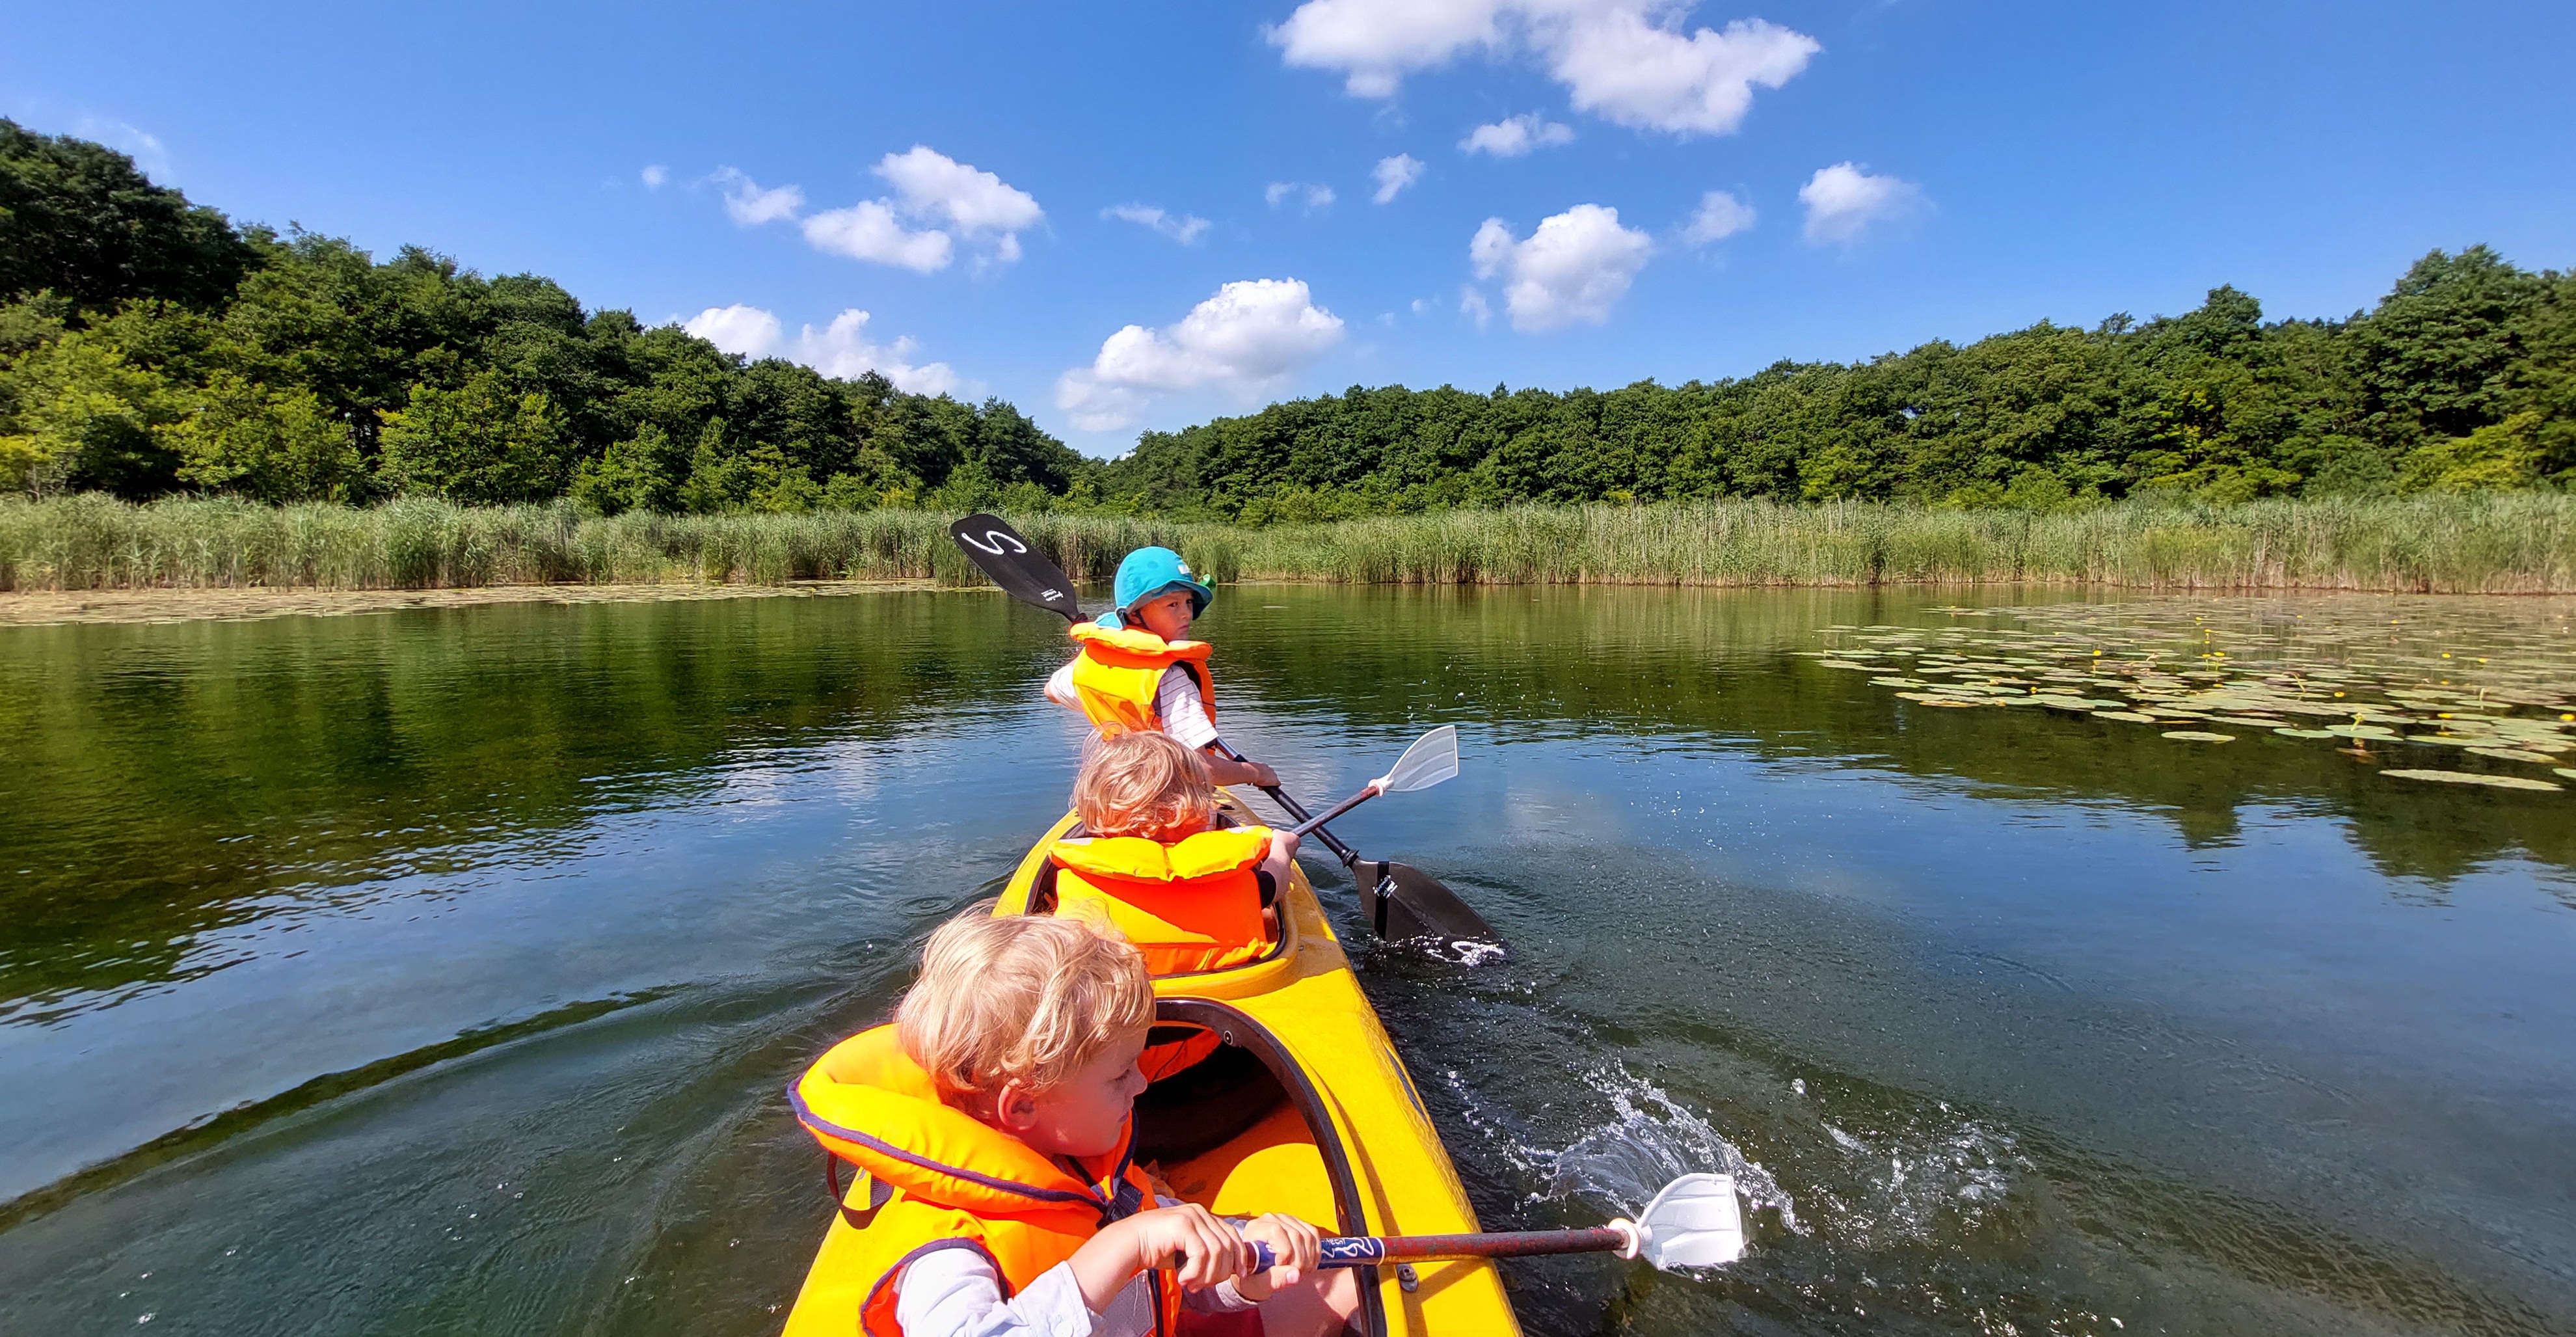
958, 527, 1026, 556
1635, 1174, 1745, 1269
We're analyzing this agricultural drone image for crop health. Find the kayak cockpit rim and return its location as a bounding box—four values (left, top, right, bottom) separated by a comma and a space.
1149, 996, 1389, 1337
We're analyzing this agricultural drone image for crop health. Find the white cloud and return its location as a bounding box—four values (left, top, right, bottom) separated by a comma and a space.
1798, 162, 1924, 244
712, 167, 805, 225
1410, 297, 1432, 315
641, 164, 669, 189
1373, 154, 1426, 204
1103, 204, 1211, 245
1461, 112, 1574, 156
1459, 285, 1492, 329
682, 304, 959, 396
712, 148, 1036, 273
1680, 189, 1755, 245
1267, 181, 1337, 209
683, 304, 784, 357
1468, 204, 1653, 331
792, 309, 961, 395
801, 200, 954, 273
1055, 278, 1346, 432
1269, 1, 1818, 137
875, 146, 1043, 235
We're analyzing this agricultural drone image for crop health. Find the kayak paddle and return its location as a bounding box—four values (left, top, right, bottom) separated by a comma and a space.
946, 513, 1500, 946
1289, 726, 1460, 836
1248, 1173, 1745, 1272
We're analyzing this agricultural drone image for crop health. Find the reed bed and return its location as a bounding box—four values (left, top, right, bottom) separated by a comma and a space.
4, 493, 2571, 594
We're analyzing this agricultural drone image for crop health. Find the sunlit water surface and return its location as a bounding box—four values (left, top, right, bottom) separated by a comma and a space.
3, 586, 2571, 1336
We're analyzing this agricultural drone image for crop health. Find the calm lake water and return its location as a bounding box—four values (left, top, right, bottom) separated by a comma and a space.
3, 586, 2572, 1336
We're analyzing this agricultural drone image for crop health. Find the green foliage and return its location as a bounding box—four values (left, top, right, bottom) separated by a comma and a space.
0, 120, 256, 310
4, 121, 2570, 521
6, 495, 2570, 595
0, 124, 1079, 511
1098, 260, 2576, 519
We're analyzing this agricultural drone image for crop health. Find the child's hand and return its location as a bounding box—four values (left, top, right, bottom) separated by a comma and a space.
1126, 1204, 1253, 1291
1235, 1213, 1323, 1301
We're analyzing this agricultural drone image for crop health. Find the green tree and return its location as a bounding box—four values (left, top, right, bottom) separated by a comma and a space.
0, 120, 257, 310
380, 370, 575, 503
168, 372, 364, 501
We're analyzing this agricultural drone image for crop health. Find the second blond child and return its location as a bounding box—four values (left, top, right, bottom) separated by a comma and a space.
1047, 731, 1298, 977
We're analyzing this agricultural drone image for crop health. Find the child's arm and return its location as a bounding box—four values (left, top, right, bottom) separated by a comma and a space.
1202, 746, 1280, 790
1259, 828, 1301, 887
1067, 1203, 1252, 1310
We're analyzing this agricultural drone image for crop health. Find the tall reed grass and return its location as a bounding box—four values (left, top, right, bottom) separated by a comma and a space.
5, 493, 2571, 593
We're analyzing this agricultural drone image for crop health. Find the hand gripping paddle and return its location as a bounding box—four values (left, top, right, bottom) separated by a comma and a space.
946, 513, 1501, 947
1248, 1174, 1746, 1273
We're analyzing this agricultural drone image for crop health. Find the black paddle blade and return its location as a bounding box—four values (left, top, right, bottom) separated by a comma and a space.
1350, 858, 1502, 952
949, 514, 1084, 621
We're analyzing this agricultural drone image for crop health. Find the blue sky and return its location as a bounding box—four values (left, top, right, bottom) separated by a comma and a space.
8, 0, 2574, 456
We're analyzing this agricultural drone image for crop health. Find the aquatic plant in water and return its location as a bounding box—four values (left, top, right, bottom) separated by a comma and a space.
1806, 595, 2576, 793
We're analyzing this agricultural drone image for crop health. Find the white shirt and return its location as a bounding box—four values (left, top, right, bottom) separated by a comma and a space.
891, 1234, 1252, 1337
1046, 661, 1224, 753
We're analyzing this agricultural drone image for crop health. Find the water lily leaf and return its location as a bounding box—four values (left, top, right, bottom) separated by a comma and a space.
2381, 769, 2563, 792
1817, 660, 1873, 671
2095, 711, 2160, 723
2324, 724, 2400, 739
2162, 730, 2236, 742
1871, 677, 1930, 687
2208, 716, 2287, 727
2273, 728, 2340, 738
2467, 748, 2559, 764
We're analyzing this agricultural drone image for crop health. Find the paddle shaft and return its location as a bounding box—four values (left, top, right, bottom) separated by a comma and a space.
1253, 1226, 1630, 1271
1289, 784, 1380, 838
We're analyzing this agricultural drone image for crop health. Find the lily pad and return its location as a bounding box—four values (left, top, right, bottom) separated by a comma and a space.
2162, 730, 2236, 742
2095, 711, 2160, 723
2273, 727, 2339, 738
1871, 677, 1931, 687
2324, 724, 2400, 739
2467, 748, 2560, 764
2381, 769, 2564, 792
1816, 660, 1873, 671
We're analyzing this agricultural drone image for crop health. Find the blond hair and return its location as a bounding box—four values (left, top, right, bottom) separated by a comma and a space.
1075, 730, 1215, 840
896, 908, 1155, 1111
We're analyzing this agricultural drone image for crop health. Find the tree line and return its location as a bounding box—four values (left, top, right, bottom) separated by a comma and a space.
0, 120, 1085, 513
1097, 253, 2575, 520
5, 120, 2569, 520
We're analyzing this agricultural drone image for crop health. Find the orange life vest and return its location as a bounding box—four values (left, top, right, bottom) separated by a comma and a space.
1049, 828, 1274, 976
790, 1025, 1183, 1337
1065, 622, 1216, 739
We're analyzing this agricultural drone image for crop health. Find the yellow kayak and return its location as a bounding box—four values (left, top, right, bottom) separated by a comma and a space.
782, 794, 1523, 1336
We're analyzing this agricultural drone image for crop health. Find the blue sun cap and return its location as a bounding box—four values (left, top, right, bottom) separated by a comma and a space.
1110, 546, 1214, 621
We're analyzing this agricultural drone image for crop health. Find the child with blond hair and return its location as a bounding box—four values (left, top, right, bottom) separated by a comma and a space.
1048, 731, 1298, 976
791, 912, 1353, 1336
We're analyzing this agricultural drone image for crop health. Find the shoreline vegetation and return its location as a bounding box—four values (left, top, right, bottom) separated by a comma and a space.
5, 493, 2572, 596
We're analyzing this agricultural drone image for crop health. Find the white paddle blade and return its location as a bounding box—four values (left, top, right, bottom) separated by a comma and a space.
1635, 1174, 1745, 1269
1376, 725, 1460, 794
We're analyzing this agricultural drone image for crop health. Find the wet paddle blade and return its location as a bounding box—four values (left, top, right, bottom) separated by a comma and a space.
1352, 858, 1501, 948
1633, 1174, 1745, 1269
1375, 724, 1460, 793
949, 513, 1083, 621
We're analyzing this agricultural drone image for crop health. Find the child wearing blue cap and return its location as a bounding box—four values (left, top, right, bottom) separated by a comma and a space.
1044, 547, 1278, 789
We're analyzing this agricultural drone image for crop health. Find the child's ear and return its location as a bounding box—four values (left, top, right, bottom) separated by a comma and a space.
993, 1081, 1041, 1135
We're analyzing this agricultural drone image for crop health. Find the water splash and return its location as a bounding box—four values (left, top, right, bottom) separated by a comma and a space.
1546, 1064, 1801, 1235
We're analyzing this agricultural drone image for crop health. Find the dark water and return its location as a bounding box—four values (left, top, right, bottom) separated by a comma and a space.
3, 586, 2571, 1336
